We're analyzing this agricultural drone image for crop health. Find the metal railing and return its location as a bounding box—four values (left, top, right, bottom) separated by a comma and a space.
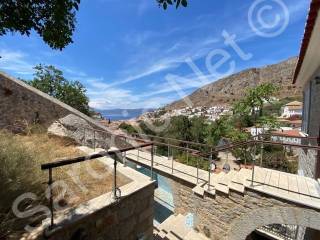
41, 141, 153, 230
77, 127, 320, 185
258, 224, 298, 240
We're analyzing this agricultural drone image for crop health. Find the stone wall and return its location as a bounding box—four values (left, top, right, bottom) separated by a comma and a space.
299, 74, 320, 179
168, 178, 320, 240
298, 149, 317, 178
27, 183, 155, 240
0, 72, 106, 131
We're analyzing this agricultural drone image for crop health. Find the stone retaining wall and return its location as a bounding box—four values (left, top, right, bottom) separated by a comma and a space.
26, 183, 155, 240
168, 178, 320, 240
0, 72, 106, 131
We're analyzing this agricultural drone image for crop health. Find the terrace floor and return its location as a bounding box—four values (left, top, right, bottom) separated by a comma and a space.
126, 149, 320, 210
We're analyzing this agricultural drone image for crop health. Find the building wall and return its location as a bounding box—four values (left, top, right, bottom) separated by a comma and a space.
299, 75, 320, 178
298, 149, 317, 178
308, 77, 320, 138
168, 178, 320, 240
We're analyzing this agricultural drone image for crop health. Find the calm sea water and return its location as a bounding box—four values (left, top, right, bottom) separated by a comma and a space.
99, 108, 154, 121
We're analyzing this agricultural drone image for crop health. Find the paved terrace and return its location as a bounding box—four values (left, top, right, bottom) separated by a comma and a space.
125, 149, 320, 210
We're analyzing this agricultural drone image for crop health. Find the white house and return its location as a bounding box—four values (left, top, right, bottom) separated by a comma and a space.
281, 101, 303, 118
271, 129, 302, 145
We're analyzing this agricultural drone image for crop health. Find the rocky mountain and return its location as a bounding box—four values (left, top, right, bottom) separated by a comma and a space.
166, 57, 302, 110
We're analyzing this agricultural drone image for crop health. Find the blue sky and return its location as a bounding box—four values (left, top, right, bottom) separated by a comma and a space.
0, 0, 309, 109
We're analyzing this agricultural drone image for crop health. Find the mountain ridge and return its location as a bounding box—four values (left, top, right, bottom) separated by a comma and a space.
166, 57, 302, 110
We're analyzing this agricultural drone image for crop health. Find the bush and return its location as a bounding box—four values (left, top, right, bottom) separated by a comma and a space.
0, 130, 81, 238
0, 131, 44, 212
119, 122, 138, 135
0, 130, 45, 238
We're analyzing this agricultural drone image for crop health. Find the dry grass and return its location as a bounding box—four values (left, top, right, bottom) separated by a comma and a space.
0, 130, 131, 239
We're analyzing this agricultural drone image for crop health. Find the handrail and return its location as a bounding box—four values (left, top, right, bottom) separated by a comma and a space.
41, 142, 152, 170
41, 141, 154, 231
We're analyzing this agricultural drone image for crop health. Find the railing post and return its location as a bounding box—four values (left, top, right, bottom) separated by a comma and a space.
260, 142, 264, 167
171, 155, 174, 174
208, 154, 212, 191
123, 151, 127, 167
48, 168, 54, 229
251, 141, 257, 186
113, 154, 117, 200
93, 130, 96, 151
151, 144, 154, 180
83, 128, 86, 145
196, 157, 199, 184
243, 146, 247, 166
186, 143, 189, 165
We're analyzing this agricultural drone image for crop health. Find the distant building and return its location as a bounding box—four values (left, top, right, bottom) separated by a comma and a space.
271, 129, 302, 145
278, 119, 302, 130
281, 101, 303, 118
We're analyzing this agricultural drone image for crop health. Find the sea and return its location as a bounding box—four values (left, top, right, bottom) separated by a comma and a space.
98, 108, 154, 121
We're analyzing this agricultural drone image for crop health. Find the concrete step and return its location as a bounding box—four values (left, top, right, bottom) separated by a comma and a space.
155, 213, 210, 240
192, 184, 205, 197
156, 214, 187, 240
184, 230, 210, 240
164, 232, 183, 240
170, 214, 192, 238
203, 183, 216, 196
158, 214, 178, 233
216, 170, 237, 194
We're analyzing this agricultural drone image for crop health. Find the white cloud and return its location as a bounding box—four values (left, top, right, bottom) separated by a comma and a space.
0, 49, 34, 76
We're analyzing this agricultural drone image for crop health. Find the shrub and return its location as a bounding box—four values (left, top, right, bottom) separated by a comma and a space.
0, 130, 81, 238
119, 122, 138, 135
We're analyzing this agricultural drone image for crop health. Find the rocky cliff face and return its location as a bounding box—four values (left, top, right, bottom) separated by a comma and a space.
167, 57, 301, 110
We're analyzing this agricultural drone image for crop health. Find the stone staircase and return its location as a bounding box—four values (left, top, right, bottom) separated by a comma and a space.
196, 167, 320, 209
154, 214, 209, 240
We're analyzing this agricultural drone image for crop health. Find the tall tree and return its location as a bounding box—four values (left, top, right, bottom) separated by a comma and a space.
0, 0, 81, 50
190, 116, 207, 144
28, 64, 91, 115
232, 83, 279, 130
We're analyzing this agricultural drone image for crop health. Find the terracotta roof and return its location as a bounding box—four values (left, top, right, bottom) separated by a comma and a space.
272, 130, 302, 138
293, 0, 320, 84
285, 101, 302, 106
287, 106, 302, 110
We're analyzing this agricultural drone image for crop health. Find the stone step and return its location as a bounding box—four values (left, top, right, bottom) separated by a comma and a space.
158, 214, 178, 233
229, 180, 245, 193
215, 170, 237, 194
164, 232, 183, 240
192, 184, 205, 197
170, 214, 192, 238
184, 230, 210, 240
203, 183, 216, 196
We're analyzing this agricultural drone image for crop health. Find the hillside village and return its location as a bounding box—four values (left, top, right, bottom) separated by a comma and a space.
1, 1, 320, 240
